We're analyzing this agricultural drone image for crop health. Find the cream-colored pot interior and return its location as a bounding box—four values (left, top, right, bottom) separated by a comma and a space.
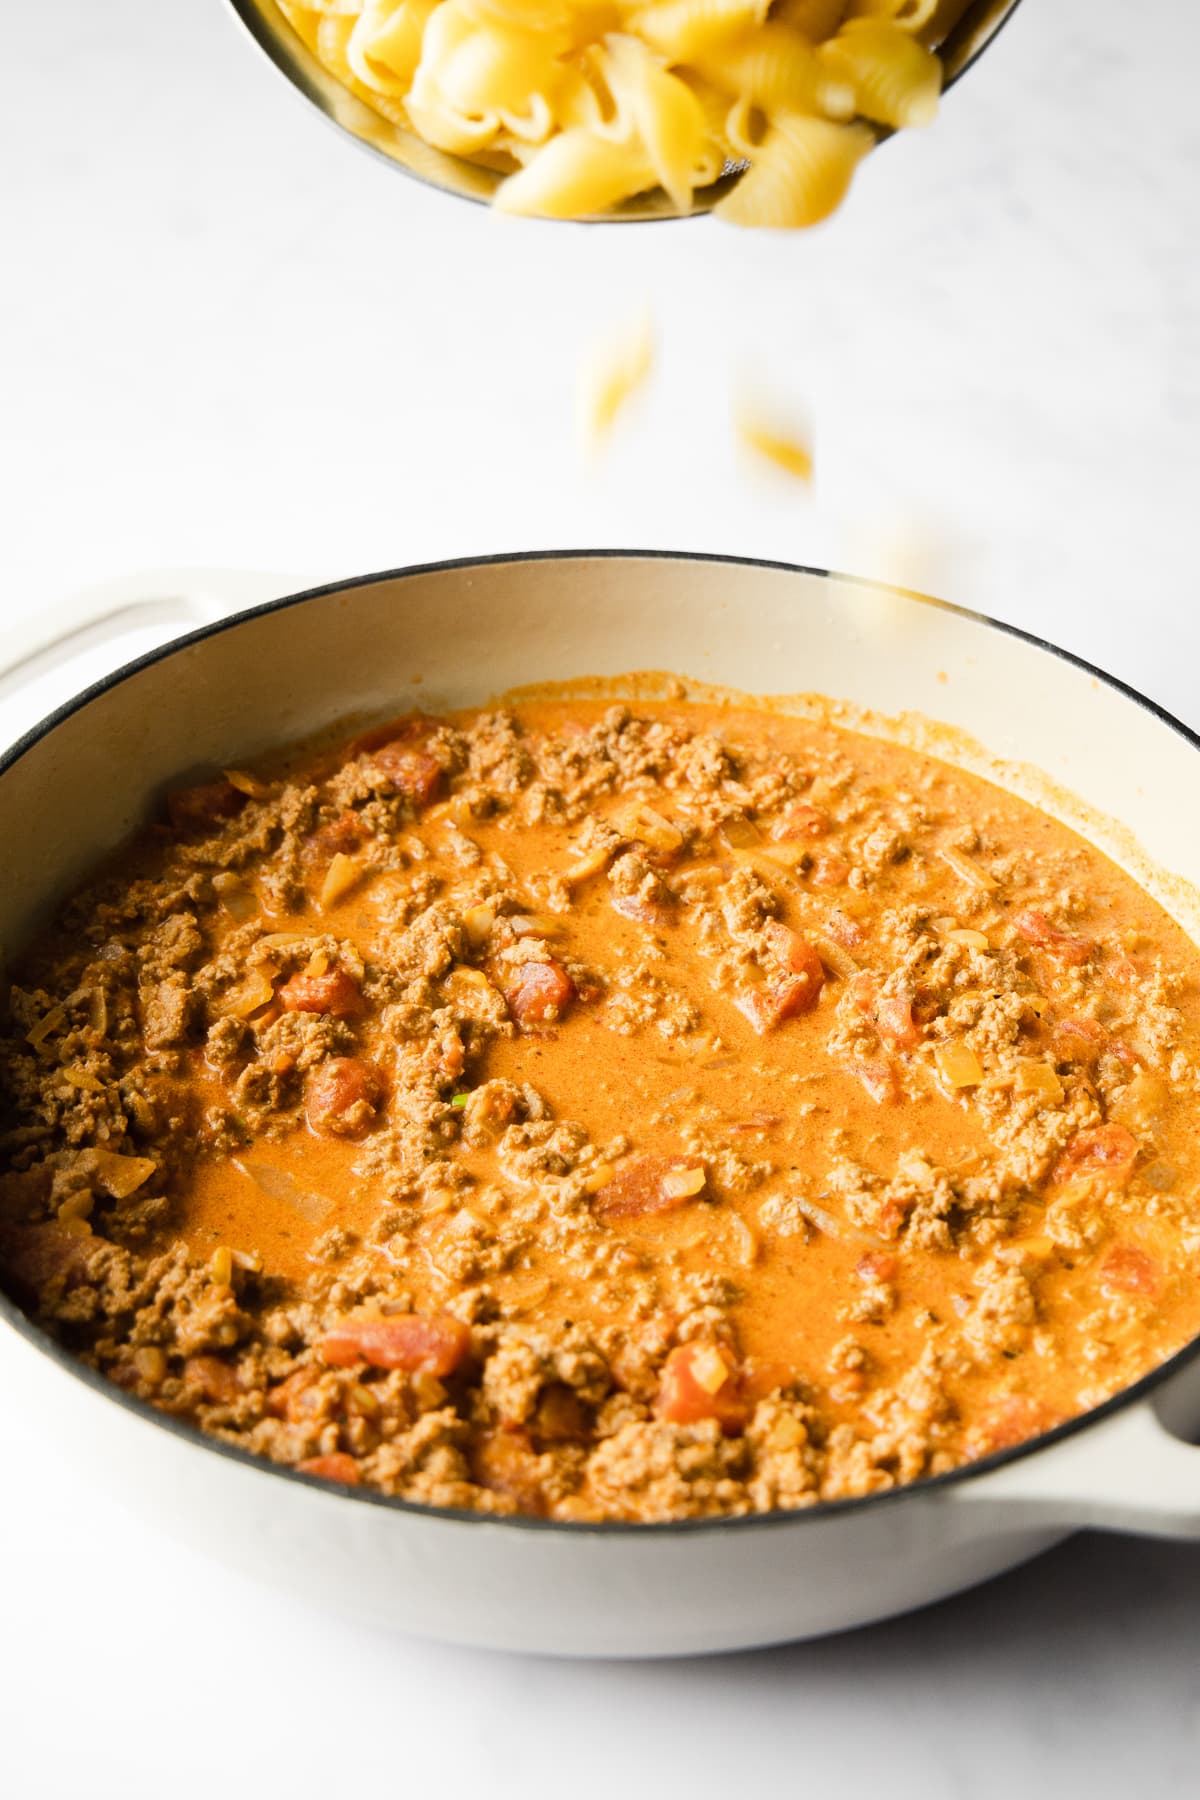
2, 553, 1199, 1658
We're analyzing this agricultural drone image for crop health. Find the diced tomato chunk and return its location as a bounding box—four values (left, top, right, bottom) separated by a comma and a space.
971, 1394, 1049, 1456
297, 1452, 361, 1485
852, 1057, 898, 1104
771, 803, 828, 841
532, 1383, 591, 1443
737, 972, 823, 1033
850, 972, 877, 1016
810, 855, 850, 888
0, 1221, 104, 1300
472, 1428, 549, 1515
266, 1368, 325, 1422
764, 922, 826, 993
306, 1057, 385, 1136
183, 1355, 242, 1405
1054, 1123, 1138, 1187
372, 742, 443, 806
1108, 954, 1140, 988
319, 1312, 471, 1377
167, 778, 246, 834
826, 908, 867, 950
278, 967, 363, 1017
739, 932, 823, 1033
656, 1343, 748, 1433
849, 975, 920, 1049
306, 812, 368, 859
612, 893, 663, 925
592, 1153, 706, 1220
348, 714, 432, 757
505, 959, 576, 1025
1013, 908, 1094, 965
855, 1250, 898, 1283
874, 994, 922, 1050
1099, 1244, 1160, 1297
1053, 1017, 1109, 1063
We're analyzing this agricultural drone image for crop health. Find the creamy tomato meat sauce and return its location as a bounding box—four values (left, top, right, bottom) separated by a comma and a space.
3, 697, 1200, 1521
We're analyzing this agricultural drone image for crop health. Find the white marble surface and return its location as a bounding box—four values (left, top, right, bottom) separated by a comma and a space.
2, 0, 1200, 1792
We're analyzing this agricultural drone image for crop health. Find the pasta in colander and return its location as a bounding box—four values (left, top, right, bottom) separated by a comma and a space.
275, 0, 949, 224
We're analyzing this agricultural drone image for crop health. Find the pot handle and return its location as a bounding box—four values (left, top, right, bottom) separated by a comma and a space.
0, 567, 297, 685
950, 1397, 1200, 1538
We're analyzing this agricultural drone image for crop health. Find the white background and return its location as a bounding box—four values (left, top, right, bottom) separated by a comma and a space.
2, 0, 1200, 1793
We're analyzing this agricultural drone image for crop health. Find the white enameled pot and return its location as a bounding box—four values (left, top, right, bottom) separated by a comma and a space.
2, 552, 1199, 1660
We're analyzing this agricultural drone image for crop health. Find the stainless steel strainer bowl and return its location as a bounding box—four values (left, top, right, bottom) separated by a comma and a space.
224, 0, 1025, 222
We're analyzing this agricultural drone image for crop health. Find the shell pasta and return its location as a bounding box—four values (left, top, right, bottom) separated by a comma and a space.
275, 0, 948, 224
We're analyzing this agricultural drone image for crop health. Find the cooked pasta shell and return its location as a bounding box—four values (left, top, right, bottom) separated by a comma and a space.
685, 75, 739, 165
735, 404, 814, 480
576, 308, 656, 444
314, 13, 358, 83
770, 0, 846, 42
277, 2, 323, 52
404, 93, 502, 151
845, 0, 938, 30
690, 23, 855, 119
724, 94, 767, 160
457, 0, 579, 55
498, 91, 558, 143
347, 0, 438, 93
821, 18, 941, 126
633, 0, 771, 62
494, 125, 656, 214
601, 33, 708, 210
435, 23, 561, 116
714, 113, 871, 227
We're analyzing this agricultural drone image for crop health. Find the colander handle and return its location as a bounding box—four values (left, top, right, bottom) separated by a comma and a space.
0, 567, 298, 686
950, 1396, 1200, 1539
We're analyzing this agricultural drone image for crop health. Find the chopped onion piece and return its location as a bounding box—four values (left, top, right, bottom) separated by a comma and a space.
935, 1042, 984, 1088
319, 853, 363, 909
26, 1005, 66, 1047
509, 914, 559, 938
1110, 1071, 1168, 1129
661, 1165, 707, 1200
427, 795, 474, 829
443, 965, 500, 1016
86, 1148, 158, 1199
565, 843, 615, 883
689, 1344, 732, 1395
719, 816, 761, 849
946, 928, 989, 950
450, 965, 491, 988
62, 1065, 104, 1094
462, 904, 495, 947
938, 846, 997, 891
809, 931, 858, 979
583, 1162, 616, 1194
760, 842, 807, 869
727, 1214, 757, 1266
1015, 1060, 1063, 1102
212, 871, 259, 922
234, 1157, 331, 1221
224, 768, 271, 799
618, 804, 684, 853
790, 1191, 882, 1246
1142, 1160, 1177, 1192
225, 969, 276, 1018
